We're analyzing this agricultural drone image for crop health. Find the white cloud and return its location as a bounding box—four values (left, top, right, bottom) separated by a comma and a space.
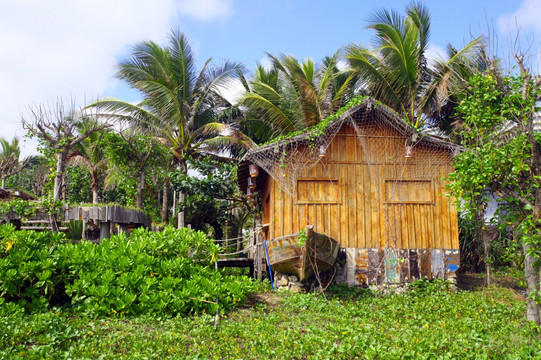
425, 44, 447, 68
497, 0, 541, 72
0, 0, 234, 157
0, 0, 180, 156
498, 0, 541, 35
176, 0, 233, 21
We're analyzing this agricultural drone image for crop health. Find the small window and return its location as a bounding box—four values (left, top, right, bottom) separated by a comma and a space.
296, 178, 340, 204
385, 179, 433, 204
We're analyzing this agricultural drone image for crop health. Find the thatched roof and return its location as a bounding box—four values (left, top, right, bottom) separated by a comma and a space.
238, 97, 460, 190
243, 97, 459, 159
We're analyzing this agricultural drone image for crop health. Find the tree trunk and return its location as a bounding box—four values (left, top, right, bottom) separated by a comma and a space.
61, 173, 67, 201
92, 185, 99, 204
474, 206, 491, 286
483, 232, 491, 286
523, 240, 541, 325
177, 160, 187, 229
136, 170, 145, 209
53, 152, 66, 201
161, 180, 169, 223
1, 177, 5, 189
177, 192, 185, 228
91, 172, 99, 204
481, 225, 498, 287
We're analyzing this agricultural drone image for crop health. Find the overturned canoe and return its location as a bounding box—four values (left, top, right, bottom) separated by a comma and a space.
265, 225, 339, 282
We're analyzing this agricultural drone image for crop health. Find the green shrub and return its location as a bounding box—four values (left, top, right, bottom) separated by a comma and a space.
0, 224, 262, 316
62, 227, 261, 316
0, 226, 67, 311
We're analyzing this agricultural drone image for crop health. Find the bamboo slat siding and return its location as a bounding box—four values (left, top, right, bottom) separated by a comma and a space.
264, 125, 459, 251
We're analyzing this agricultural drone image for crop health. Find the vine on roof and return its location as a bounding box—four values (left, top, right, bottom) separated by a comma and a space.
263, 96, 367, 146
261, 96, 403, 147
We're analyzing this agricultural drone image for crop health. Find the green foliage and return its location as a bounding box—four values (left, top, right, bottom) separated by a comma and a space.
265, 95, 371, 145
0, 225, 261, 316
407, 278, 454, 296
346, 2, 484, 130
297, 228, 307, 246
240, 51, 358, 144
64, 165, 92, 203
0, 198, 37, 218
458, 214, 485, 272
0, 228, 67, 311
102, 131, 168, 211
92, 30, 248, 165
6, 156, 49, 197
448, 73, 541, 304
171, 157, 250, 239
0, 305, 79, 359
0, 278, 538, 359
66, 221, 83, 241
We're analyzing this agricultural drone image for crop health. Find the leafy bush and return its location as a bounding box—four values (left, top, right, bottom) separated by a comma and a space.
0, 225, 262, 316
0, 198, 37, 218
0, 225, 67, 311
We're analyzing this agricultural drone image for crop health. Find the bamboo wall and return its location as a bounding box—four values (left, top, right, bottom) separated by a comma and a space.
262, 125, 459, 251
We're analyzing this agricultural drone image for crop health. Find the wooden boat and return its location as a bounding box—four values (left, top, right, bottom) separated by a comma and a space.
265, 225, 339, 282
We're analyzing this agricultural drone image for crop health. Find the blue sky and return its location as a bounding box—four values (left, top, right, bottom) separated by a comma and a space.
1, 0, 539, 155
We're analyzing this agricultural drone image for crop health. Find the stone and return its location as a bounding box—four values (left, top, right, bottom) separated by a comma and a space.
289, 285, 304, 293
279, 278, 289, 287
288, 275, 298, 282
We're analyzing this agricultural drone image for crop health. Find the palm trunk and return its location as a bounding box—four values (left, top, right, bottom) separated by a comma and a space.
91, 171, 99, 204
177, 192, 185, 228
161, 180, 170, 223
177, 160, 187, 229
92, 185, 99, 204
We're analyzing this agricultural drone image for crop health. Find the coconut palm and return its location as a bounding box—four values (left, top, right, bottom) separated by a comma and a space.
239, 50, 358, 143
90, 30, 253, 225
68, 125, 108, 204
346, 1, 484, 129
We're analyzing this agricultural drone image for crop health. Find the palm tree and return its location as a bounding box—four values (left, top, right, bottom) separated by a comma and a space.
90, 30, 253, 226
67, 126, 108, 204
0, 137, 28, 189
239, 51, 357, 143
346, 1, 484, 129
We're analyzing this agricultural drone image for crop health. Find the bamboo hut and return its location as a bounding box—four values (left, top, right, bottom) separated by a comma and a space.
239, 97, 460, 286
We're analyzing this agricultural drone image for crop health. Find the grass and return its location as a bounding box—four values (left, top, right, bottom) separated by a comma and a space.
1, 273, 540, 359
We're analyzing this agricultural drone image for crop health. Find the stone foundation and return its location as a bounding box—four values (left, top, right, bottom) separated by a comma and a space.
273, 272, 335, 293
273, 273, 305, 293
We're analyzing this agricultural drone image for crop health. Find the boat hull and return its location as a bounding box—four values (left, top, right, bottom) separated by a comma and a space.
265, 226, 339, 282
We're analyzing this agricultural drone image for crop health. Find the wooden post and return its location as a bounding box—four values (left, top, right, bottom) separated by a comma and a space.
81, 219, 87, 240
99, 221, 111, 240
256, 234, 263, 280
255, 218, 263, 280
